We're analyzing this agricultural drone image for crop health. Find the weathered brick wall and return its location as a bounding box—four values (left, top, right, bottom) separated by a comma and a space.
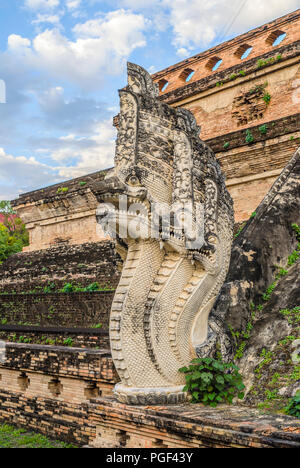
208, 114, 300, 155
179, 49, 300, 142
153, 10, 300, 105
0, 391, 94, 446
0, 291, 113, 328
12, 170, 110, 252
0, 241, 121, 293
0, 343, 118, 383
0, 345, 298, 448
148, 10, 300, 222
0, 325, 110, 349
210, 117, 300, 221
0, 390, 299, 448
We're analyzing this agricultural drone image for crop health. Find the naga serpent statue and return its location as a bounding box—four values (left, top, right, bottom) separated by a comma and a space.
93, 63, 234, 405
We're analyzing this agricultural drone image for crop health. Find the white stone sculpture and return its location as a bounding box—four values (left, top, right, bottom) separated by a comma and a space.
93, 63, 234, 405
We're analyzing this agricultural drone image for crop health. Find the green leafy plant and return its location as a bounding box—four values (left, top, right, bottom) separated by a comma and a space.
79, 181, 87, 187
256, 55, 282, 69
84, 282, 101, 292
179, 358, 245, 407
285, 391, 300, 418
223, 142, 230, 150
259, 124, 268, 135
263, 92, 271, 105
275, 268, 288, 280
235, 341, 247, 360
279, 307, 300, 325
58, 281, 115, 293
43, 282, 56, 293
262, 282, 277, 301
238, 70, 246, 76
91, 323, 103, 329
56, 187, 69, 195
60, 282, 76, 293
234, 222, 246, 239
288, 250, 300, 267
245, 129, 254, 144
63, 338, 74, 347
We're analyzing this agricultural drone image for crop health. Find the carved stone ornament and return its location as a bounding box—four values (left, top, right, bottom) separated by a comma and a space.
92, 63, 234, 405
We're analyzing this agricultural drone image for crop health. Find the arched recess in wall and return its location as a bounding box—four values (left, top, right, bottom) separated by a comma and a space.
266, 30, 287, 47
179, 68, 195, 82
158, 79, 169, 92
206, 56, 223, 72
235, 44, 253, 60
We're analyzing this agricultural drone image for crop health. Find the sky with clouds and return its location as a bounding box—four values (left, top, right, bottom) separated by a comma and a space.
0, 0, 299, 200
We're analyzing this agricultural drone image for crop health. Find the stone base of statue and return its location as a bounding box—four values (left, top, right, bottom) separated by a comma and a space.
114, 383, 188, 405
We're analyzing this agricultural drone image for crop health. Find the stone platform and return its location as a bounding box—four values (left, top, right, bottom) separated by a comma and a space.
0, 390, 299, 448
0, 343, 299, 448
89, 398, 300, 448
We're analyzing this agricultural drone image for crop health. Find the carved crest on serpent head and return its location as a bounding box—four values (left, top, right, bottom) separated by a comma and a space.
93, 63, 234, 405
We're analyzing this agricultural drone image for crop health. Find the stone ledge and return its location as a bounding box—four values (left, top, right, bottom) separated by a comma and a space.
89, 397, 300, 448
12, 169, 110, 207
207, 113, 300, 154
0, 343, 117, 383
0, 325, 110, 349
0, 324, 109, 334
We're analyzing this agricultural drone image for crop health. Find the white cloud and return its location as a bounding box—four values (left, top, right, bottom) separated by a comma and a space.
117, 0, 158, 8
24, 0, 60, 10
6, 9, 147, 87
162, 0, 300, 51
53, 119, 116, 178
32, 13, 62, 25
65, 0, 82, 9
0, 148, 60, 200
176, 47, 189, 58
0, 115, 116, 199
7, 35, 31, 50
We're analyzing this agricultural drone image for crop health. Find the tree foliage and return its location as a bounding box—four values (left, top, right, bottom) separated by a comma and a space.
0, 201, 29, 264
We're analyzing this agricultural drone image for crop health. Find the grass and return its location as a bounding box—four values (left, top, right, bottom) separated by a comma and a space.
0, 424, 76, 448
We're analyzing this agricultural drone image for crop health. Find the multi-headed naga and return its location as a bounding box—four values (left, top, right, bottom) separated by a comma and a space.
93, 63, 234, 405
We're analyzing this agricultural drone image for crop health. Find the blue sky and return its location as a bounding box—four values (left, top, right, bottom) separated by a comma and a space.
0, 0, 299, 200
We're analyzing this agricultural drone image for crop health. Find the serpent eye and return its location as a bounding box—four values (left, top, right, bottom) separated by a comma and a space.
127, 175, 139, 186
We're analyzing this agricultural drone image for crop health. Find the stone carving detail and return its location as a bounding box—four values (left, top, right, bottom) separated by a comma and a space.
93, 63, 234, 405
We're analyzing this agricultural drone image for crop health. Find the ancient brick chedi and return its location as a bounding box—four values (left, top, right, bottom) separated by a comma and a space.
11, 10, 300, 252
92, 63, 234, 405
151, 9, 300, 222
